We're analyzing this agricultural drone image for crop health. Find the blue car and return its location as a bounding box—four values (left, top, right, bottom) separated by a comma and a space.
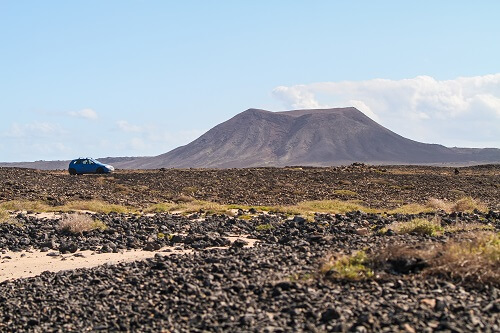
68, 158, 115, 175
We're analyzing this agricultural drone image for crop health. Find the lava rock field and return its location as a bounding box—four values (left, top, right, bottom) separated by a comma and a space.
0, 165, 499, 332
0, 164, 498, 209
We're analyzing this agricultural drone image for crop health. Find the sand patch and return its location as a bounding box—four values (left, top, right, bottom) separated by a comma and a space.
0, 236, 256, 282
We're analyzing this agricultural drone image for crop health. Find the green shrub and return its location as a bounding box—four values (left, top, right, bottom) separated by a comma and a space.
394, 218, 444, 236
255, 224, 274, 231
322, 251, 374, 280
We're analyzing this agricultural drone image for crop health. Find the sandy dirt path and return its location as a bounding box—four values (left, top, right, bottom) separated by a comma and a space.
0, 236, 257, 282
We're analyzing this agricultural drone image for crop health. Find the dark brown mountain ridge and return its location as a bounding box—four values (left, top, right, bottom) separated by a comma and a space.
1, 107, 499, 169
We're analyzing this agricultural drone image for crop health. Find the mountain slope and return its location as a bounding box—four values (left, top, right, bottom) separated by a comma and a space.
120, 107, 500, 168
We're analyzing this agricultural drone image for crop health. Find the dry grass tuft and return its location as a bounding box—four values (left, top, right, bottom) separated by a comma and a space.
0, 208, 9, 222
61, 200, 131, 214
144, 200, 236, 216
388, 203, 434, 214
0, 200, 51, 212
426, 198, 450, 211
334, 189, 358, 197
444, 221, 494, 233
427, 232, 499, 285
450, 197, 487, 213
58, 213, 107, 234
0, 199, 132, 214
389, 197, 487, 215
293, 200, 374, 215
371, 232, 500, 286
376, 232, 500, 285
392, 218, 444, 236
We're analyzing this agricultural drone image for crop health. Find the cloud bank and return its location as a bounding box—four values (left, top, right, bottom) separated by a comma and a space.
3, 122, 66, 138
68, 108, 98, 120
272, 74, 500, 148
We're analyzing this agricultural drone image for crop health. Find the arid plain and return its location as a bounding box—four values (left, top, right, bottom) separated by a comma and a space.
0, 164, 498, 332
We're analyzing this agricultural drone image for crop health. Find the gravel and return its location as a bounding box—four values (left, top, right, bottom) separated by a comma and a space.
0, 210, 498, 331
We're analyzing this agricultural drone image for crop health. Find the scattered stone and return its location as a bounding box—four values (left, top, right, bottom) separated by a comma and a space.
231, 239, 248, 248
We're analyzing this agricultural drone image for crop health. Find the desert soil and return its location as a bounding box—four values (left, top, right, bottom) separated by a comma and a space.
0, 164, 498, 209
0, 165, 498, 332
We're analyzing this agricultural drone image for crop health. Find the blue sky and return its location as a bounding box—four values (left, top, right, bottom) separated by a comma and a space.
1, 1, 499, 162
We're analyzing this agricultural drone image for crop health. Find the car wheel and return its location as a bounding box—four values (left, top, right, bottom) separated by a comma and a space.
69, 168, 76, 175
96, 167, 104, 174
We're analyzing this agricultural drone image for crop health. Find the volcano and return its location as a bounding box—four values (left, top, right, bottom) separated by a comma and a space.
118, 107, 500, 168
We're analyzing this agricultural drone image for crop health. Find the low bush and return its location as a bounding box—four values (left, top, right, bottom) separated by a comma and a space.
58, 213, 107, 234
450, 197, 487, 213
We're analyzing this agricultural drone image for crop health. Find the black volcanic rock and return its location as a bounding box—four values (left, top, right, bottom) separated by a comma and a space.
121, 107, 500, 168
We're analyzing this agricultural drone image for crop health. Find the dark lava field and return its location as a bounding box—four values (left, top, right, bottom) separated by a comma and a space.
0, 164, 499, 209
0, 165, 499, 332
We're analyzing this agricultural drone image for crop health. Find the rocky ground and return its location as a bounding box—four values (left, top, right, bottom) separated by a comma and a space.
0, 164, 498, 209
0, 165, 499, 332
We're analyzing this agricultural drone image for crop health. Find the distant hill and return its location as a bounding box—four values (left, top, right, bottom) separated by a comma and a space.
2, 107, 499, 169
118, 107, 500, 168
0, 157, 140, 170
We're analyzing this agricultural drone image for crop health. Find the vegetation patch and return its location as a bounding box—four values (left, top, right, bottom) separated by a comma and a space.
255, 224, 274, 231
334, 189, 358, 197
0, 200, 51, 212
0, 196, 489, 221
321, 232, 499, 286
62, 200, 132, 214
373, 232, 500, 286
321, 251, 374, 280
381, 218, 444, 236
0, 199, 132, 214
388, 203, 434, 214
144, 200, 236, 216
58, 213, 107, 234
294, 200, 374, 215
444, 221, 494, 233
389, 197, 487, 214
450, 197, 487, 213
0, 208, 9, 223
427, 232, 499, 285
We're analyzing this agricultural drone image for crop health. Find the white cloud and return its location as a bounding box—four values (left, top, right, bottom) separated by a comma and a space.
116, 120, 143, 133
68, 108, 98, 120
272, 74, 500, 147
2, 122, 66, 138
32, 142, 70, 154
272, 85, 325, 109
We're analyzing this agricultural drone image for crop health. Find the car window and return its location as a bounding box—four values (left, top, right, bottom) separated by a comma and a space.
74, 160, 82, 164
